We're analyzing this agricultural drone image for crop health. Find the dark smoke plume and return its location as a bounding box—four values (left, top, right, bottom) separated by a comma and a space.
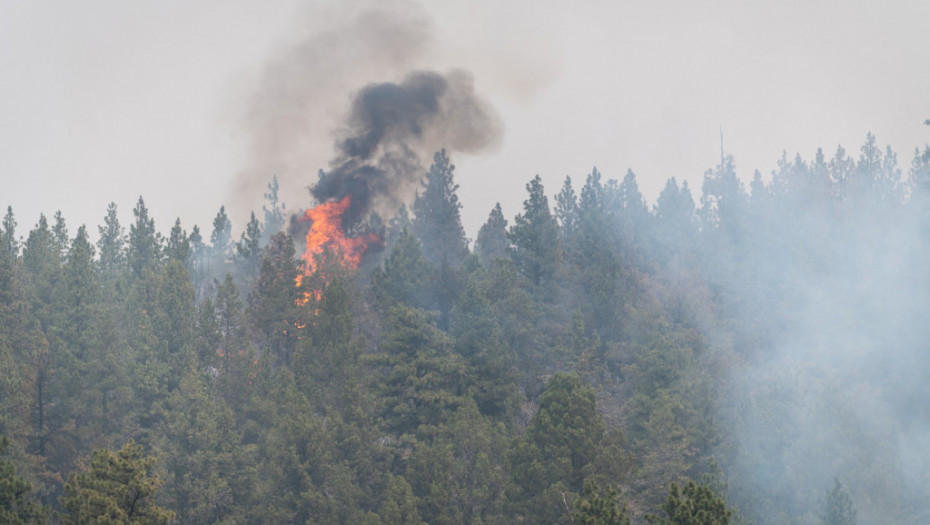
230, 0, 520, 230
312, 69, 501, 227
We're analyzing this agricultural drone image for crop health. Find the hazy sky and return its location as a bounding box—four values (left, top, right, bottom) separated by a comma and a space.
2, 0, 929, 240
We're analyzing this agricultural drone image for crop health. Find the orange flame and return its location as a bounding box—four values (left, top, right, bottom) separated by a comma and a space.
298, 196, 376, 275
294, 196, 379, 306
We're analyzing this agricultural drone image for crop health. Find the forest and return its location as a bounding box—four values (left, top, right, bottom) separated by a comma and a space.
2, 133, 930, 524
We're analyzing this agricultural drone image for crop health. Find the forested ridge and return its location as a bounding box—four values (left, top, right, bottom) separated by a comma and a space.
3, 135, 930, 524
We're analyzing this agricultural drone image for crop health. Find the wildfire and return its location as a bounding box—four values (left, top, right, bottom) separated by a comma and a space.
294, 195, 379, 302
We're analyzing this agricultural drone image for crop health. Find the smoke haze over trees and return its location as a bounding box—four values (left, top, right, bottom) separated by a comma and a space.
3, 128, 930, 523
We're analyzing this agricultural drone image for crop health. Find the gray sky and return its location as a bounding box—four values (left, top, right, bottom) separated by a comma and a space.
2, 0, 929, 240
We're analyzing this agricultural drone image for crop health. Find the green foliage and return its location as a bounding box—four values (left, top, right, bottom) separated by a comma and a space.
59, 440, 174, 524
412, 149, 468, 267
379, 474, 424, 525
128, 197, 162, 278
9, 134, 930, 523
647, 481, 732, 525
165, 219, 190, 264
508, 373, 610, 524
235, 211, 263, 289
0, 436, 47, 524
247, 232, 301, 366
574, 479, 631, 525
372, 305, 470, 439
509, 175, 560, 289
406, 402, 509, 524
295, 276, 366, 413
154, 372, 250, 524
210, 206, 232, 261
370, 230, 436, 313
97, 202, 126, 275
475, 202, 510, 265
448, 266, 518, 420
261, 175, 286, 244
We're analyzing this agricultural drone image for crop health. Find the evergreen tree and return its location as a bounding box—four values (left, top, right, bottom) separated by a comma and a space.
247, 232, 301, 366
567, 169, 636, 340
406, 401, 509, 524
22, 214, 60, 312
412, 149, 468, 267
165, 218, 190, 264
235, 211, 263, 290
261, 175, 286, 245
52, 211, 69, 259
372, 305, 470, 440
411, 150, 469, 328
386, 204, 412, 250
448, 267, 517, 420
154, 372, 250, 524
59, 440, 174, 524
700, 155, 747, 236
614, 169, 650, 249
475, 203, 510, 265
508, 373, 609, 524
654, 178, 697, 262
370, 229, 436, 313
294, 275, 366, 413
61, 225, 98, 359
210, 206, 233, 269
509, 175, 560, 289
574, 479, 632, 525
647, 481, 732, 525
822, 478, 857, 525
2, 206, 18, 258
188, 225, 210, 300
379, 475, 424, 525
155, 260, 198, 384
0, 217, 33, 444
555, 176, 580, 241
98, 202, 126, 275
0, 435, 48, 524
128, 197, 161, 278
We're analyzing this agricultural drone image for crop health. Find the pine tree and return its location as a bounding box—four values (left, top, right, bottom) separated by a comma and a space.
165, 218, 190, 264
412, 149, 468, 267
508, 373, 607, 524
59, 440, 174, 524
379, 475, 424, 525
128, 197, 162, 278
0, 435, 47, 524
235, 211, 263, 290
2, 206, 18, 258
370, 229, 436, 313
210, 206, 233, 272
372, 305, 470, 439
822, 478, 857, 525
261, 175, 286, 245
154, 372, 250, 523
654, 178, 697, 262
509, 175, 560, 289
555, 176, 580, 241
247, 232, 301, 366
574, 479, 632, 525
475, 203, 510, 265
52, 211, 69, 259
647, 481, 732, 525
188, 225, 209, 300
97, 202, 126, 275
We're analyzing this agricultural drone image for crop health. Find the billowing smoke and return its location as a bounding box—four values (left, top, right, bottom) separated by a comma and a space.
313, 69, 500, 227
230, 0, 505, 230
698, 143, 930, 523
